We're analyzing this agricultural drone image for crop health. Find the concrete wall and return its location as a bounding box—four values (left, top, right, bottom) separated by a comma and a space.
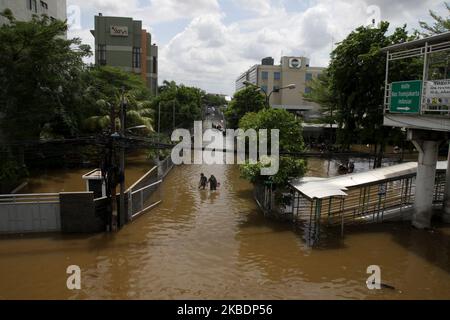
60, 192, 107, 233
0, 194, 61, 234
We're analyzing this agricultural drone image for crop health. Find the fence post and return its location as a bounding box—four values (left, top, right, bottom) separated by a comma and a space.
128, 191, 132, 222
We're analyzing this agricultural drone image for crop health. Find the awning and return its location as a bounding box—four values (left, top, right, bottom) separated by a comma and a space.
290, 161, 447, 200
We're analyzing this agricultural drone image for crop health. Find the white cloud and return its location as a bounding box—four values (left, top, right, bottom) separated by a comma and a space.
235, 0, 273, 16
68, 0, 220, 24
68, 0, 448, 94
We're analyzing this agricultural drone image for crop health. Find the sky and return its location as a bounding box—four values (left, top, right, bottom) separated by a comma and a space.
66, 0, 447, 95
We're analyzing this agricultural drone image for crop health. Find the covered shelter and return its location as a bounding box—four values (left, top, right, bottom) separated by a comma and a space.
288, 162, 447, 241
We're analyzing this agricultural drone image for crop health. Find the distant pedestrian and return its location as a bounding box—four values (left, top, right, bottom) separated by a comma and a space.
199, 173, 208, 190
208, 175, 218, 191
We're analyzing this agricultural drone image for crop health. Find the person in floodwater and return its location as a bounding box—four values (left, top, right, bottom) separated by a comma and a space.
208, 175, 218, 191
348, 161, 355, 173
199, 173, 208, 190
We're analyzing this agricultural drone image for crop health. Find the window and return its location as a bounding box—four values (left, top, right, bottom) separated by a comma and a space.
151, 78, 158, 95
305, 73, 313, 81
98, 45, 106, 65
305, 87, 312, 94
132, 47, 142, 68
261, 85, 268, 93
262, 71, 269, 80
274, 72, 281, 80
153, 57, 158, 74
28, 0, 37, 13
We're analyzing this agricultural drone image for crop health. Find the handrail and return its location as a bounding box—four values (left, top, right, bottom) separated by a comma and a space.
131, 180, 162, 195
126, 166, 158, 193
0, 193, 59, 198
0, 201, 60, 205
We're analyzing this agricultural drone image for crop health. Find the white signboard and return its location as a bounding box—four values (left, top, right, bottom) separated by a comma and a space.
426, 79, 450, 106
110, 26, 128, 37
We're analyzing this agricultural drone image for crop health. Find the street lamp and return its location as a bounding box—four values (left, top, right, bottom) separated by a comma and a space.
243, 81, 296, 108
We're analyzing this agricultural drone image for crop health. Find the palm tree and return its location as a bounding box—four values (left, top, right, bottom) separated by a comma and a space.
81, 67, 155, 134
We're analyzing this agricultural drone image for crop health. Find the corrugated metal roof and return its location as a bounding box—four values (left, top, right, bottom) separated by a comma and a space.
290, 161, 447, 200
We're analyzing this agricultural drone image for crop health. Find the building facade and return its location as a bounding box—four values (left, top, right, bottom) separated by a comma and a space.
236, 56, 325, 121
91, 14, 158, 95
0, 0, 67, 24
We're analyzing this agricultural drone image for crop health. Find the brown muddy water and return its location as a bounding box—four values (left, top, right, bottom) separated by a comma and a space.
0, 156, 449, 300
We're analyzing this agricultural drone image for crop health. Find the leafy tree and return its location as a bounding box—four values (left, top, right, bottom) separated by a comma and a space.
418, 3, 450, 80
327, 22, 420, 167
238, 109, 307, 185
0, 10, 91, 141
203, 93, 227, 107
225, 86, 266, 129
303, 71, 338, 139
239, 108, 305, 153
151, 80, 205, 133
81, 66, 154, 134
419, 2, 450, 35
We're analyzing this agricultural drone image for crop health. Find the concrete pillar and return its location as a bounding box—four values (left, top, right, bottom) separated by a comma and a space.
443, 144, 450, 223
412, 140, 439, 229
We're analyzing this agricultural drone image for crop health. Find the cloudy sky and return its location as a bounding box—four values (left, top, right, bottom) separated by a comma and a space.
67, 0, 446, 95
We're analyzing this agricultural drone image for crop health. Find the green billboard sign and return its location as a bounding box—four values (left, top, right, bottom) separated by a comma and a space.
390, 80, 422, 114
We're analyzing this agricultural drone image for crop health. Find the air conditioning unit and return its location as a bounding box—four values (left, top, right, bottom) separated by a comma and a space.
289, 58, 302, 69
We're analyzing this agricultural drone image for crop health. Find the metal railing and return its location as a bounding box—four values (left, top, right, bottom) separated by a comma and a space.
125, 155, 175, 221
0, 193, 60, 204
158, 156, 174, 179
128, 180, 162, 220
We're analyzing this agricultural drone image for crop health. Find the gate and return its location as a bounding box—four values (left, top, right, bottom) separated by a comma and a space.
128, 180, 162, 220
0, 193, 61, 234
126, 166, 162, 221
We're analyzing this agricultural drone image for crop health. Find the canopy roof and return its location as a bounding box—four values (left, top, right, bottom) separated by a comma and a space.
381, 31, 450, 53
290, 161, 447, 200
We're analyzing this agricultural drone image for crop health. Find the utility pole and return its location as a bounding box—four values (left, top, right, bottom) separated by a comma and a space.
119, 87, 126, 226
173, 100, 176, 130
109, 103, 118, 232
158, 102, 161, 135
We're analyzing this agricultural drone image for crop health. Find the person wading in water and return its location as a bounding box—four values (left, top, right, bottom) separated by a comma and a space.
208, 175, 218, 191
199, 173, 208, 190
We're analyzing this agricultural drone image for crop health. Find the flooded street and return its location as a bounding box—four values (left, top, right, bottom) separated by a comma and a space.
0, 159, 450, 300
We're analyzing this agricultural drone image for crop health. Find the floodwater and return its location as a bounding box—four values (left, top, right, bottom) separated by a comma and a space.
0, 157, 450, 300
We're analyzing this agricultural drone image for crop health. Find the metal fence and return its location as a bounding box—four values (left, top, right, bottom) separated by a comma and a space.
126, 156, 174, 221
128, 180, 162, 220
158, 156, 174, 179
0, 193, 60, 234
254, 183, 274, 216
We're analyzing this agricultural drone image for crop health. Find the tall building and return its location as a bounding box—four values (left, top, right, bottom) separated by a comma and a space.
236, 56, 325, 121
0, 0, 67, 24
91, 14, 158, 96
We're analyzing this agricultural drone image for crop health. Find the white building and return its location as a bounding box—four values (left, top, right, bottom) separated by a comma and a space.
0, 0, 67, 25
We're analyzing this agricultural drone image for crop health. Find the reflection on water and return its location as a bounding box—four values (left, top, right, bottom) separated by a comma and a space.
0, 157, 449, 300
20, 154, 153, 194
